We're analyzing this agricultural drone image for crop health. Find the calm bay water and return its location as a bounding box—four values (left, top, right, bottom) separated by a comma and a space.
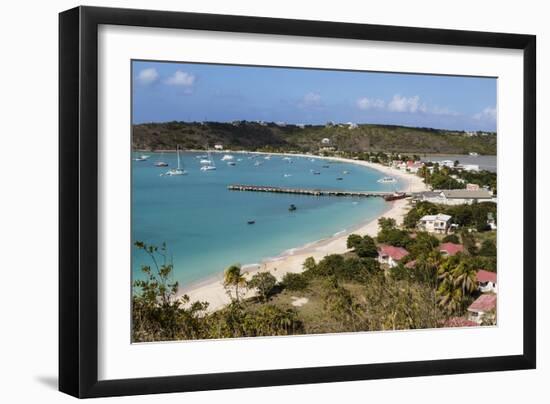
132, 152, 403, 286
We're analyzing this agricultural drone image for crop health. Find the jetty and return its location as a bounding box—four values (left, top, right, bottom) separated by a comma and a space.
228, 184, 409, 198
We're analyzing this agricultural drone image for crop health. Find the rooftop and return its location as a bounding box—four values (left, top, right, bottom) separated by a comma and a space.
439, 242, 464, 256
420, 213, 452, 222
468, 294, 497, 313
477, 270, 497, 284
378, 245, 409, 261
441, 189, 493, 199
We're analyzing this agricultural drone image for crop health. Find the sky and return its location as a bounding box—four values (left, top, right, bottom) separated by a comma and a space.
132, 60, 497, 132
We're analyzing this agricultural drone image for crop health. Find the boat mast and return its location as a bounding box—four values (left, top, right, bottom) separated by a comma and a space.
176, 145, 181, 170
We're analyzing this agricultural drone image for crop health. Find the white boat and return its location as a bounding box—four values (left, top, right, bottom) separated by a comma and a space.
227, 161, 236, 166
200, 148, 216, 171
282, 157, 292, 161
196, 154, 207, 159
469, 152, 479, 156
154, 151, 169, 167
254, 161, 263, 166
283, 174, 292, 177
134, 154, 150, 161
264, 155, 271, 160
377, 176, 397, 183
221, 154, 234, 161
164, 146, 187, 176
200, 158, 212, 165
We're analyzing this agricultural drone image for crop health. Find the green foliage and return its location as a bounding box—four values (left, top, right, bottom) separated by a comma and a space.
347, 234, 378, 258
403, 201, 439, 229
378, 217, 397, 232
436, 255, 478, 315
407, 232, 440, 257
281, 272, 309, 291
377, 227, 411, 248
346, 234, 363, 250
223, 264, 247, 302
442, 234, 460, 244
405, 201, 497, 231
132, 121, 497, 155
460, 230, 478, 255
248, 272, 277, 302
132, 242, 209, 342
478, 239, 497, 257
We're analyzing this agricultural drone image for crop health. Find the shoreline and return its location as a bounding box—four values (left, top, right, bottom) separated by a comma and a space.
174, 152, 428, 312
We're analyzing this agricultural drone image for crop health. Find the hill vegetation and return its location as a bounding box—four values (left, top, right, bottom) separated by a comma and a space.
132, 121, 497, 155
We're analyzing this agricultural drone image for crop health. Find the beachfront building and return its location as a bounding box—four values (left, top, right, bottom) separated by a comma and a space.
460, 164, 480, 172
439, 242, 464, 257
321, 137, 331, 144
347, 122, 358, 129
413, 189, 495, 205
467, 294, 497, 324
214, 144, 224, 150
378, 245, 409, 268
466, 183, 480, 191
477, 270, 497, 293
417, 213, 452, 234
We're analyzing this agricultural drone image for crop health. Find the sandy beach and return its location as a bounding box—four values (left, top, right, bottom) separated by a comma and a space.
178, 154, 428, 312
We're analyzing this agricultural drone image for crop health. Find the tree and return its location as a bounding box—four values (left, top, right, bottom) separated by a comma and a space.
478, 239, 497, 257
442, 234, 460, 244
378, 217, 397, 232
132, 241, 209, 342
355, 235, 378, 258
436, 255, 477, 315
347, 234, 363, 250
408, 231, 439, 257
460, 230, 478, 255
248, 272, 277, 302
223, 264, 247, 302
282, 272, 309, 291
303, 256, 316, 272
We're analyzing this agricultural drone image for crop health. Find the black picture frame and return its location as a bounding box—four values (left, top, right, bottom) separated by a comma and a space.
59, 6, 536, 398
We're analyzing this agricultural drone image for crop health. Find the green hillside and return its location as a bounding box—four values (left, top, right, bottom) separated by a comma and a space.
132, 121, 496, 155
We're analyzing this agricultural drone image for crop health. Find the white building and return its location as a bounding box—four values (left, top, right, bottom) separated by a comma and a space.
477, 270, 497, 293
414, 189, 495, 205
321, 138, 331, 145
347, 122, 358, 129
467, 294, 497, 324
214, 144, 223, 150
296, 123, 305, 129
417, 213, 452, 234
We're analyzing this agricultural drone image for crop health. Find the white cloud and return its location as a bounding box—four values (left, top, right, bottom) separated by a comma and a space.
473, 106, 497, 121
300, 92, 322, 107
165, 70, 196, 87
137, 68, 159, 85
356, 97, 385, 110
430, 106, 460, 116
387, 95, 427, 113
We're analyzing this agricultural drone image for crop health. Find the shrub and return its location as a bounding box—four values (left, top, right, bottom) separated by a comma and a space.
442, 234, 460, 244
282, 272, 309, 291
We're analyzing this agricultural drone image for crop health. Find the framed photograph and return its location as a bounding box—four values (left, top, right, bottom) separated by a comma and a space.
59, 6, 536, 398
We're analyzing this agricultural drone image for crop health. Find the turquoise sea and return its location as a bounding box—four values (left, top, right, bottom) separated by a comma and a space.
132, 152, 404, 286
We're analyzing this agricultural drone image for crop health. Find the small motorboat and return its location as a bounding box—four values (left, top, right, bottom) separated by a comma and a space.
254, 161, 263, 166
288, 204, 297, 211
342, 170, 350, 174
336, 177, 343, 180
322, 165, 330, 168
227, 161, 236, 166
133, 154, 150, 162
155, 161, 169, 167
247, 220, 256, 225
312, 171, 321, 175
221, 154, 234, 161
283, 174, 292, 177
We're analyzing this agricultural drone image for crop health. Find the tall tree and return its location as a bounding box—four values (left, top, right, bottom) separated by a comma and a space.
223, 264, 247, 302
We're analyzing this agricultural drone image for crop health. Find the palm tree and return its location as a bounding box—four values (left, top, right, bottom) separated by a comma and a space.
223, 264, 247, 302
436, 256, 477, 314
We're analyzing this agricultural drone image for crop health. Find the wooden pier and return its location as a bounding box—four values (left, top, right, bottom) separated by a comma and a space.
228, 184, 408, 198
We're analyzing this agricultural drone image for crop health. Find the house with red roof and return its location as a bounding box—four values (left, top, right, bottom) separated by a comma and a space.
477, 270, 497, 293
378, 245, 409, 268
439, 242, 464, 257
467, 294, 497, 324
